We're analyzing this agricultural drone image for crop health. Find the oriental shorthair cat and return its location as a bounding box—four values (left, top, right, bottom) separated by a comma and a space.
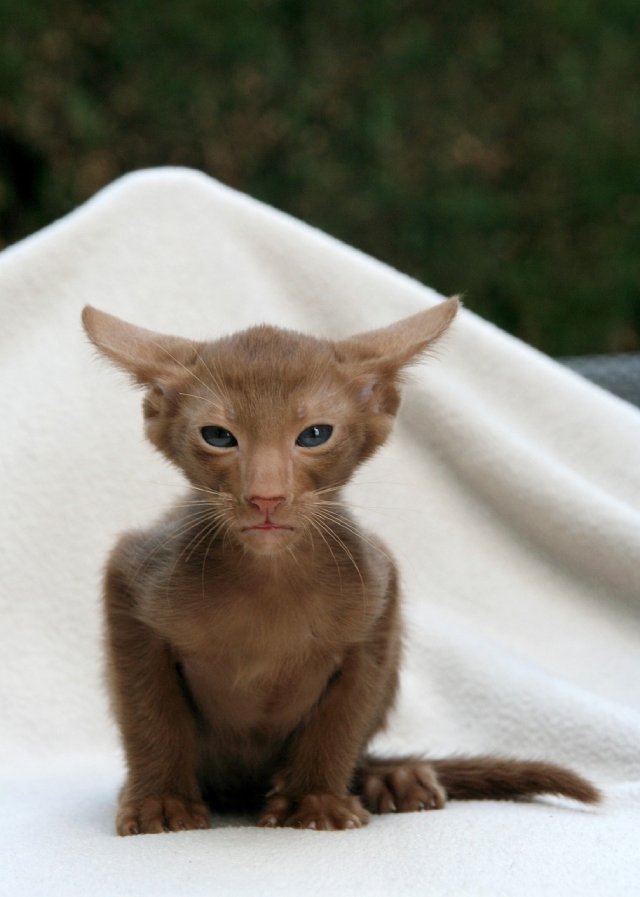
82, 298, 600, 833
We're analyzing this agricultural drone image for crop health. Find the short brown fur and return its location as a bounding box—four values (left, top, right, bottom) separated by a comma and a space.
82, 299, 600, 834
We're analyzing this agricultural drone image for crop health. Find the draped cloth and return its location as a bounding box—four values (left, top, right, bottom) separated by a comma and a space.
1, 168, 638, 896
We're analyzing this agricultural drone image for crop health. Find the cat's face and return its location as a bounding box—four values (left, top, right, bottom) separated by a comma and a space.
147, 326, 395, 554
83, 300, 458, 555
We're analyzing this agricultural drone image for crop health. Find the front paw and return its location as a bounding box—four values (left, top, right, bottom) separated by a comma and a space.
116, 795, 210, 836
257, 793, 295, 828
258, 793, 369, 831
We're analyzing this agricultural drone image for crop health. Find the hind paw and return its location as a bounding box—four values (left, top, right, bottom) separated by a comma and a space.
363, 762, 446, 814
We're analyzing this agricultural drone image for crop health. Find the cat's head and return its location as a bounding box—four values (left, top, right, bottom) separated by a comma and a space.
82, 299, 458, 554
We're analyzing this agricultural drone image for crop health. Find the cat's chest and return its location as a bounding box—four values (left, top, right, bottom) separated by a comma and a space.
142, 572, 345, 691
156, 584, 342, 732
177, 643, 340, 734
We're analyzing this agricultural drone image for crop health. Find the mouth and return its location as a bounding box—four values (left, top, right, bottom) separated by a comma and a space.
241, 523, 294, 532
237, 518, 296, 554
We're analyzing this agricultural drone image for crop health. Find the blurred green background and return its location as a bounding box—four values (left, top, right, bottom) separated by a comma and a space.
1, 0, 638, 355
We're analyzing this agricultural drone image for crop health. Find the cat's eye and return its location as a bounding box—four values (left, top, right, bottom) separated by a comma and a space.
296, 424, 333, 448
201, 426, 238, 448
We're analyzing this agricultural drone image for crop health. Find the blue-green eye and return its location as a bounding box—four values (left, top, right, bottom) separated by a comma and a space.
296, 425, 333, 448
201, 426, 237, 448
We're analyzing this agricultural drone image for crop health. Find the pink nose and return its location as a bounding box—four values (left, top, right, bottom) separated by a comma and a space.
248, 495, 286, 517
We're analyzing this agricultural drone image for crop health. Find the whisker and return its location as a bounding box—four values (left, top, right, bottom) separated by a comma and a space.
312, 515, 366, 598
285, 544, 305, 575
312, 516, 368, 622
310, 482, 348, 497
178, 391, 227, 415
163, 512, 228, 597
313, 498, 407, 517
191, 345, 234, 410
184, 485, 234, 498
301, 514, 344, 593
313, 508, 393, 564
149, 339, 222, 408
201, 516, 234, 599
184, 509, 230, 563
136, 479, 235, 501
130, 507, 220, 584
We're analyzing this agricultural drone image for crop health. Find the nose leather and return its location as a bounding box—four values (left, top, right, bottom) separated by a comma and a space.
248, 495, 286, 517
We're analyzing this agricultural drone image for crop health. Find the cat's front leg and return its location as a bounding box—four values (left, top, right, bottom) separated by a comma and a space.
105, 542, 210, 835
258, 613, 399, 831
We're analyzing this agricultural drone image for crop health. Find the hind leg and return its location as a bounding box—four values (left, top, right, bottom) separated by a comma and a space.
360, 757, 447, 814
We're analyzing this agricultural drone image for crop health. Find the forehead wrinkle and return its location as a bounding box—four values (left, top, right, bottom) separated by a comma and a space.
184, 386, 235, 423
209, 345, 345, 425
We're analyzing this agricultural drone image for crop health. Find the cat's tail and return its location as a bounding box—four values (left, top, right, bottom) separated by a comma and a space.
360, 755, 601, 812
429, 755, 601, 804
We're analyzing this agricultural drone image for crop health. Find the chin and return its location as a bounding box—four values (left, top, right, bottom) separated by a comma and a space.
238, 528, 298, 556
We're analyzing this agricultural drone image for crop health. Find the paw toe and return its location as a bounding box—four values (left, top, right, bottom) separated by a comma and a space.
364, 763, 446, 814
282, 793, 369, 831
116, 795, 210, 836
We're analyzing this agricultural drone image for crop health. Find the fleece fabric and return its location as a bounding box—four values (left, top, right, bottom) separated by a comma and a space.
1, 168, 639, 897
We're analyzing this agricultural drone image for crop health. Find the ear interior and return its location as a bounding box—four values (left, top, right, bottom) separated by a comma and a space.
81, 306, 197, 386
335, 297, 459, 416
335, 296, 460, 372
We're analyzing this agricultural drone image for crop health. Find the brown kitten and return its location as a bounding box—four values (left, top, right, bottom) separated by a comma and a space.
82, 299, 600, 834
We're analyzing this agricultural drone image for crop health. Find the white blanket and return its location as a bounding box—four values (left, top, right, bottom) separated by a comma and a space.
1, 168, 639, 896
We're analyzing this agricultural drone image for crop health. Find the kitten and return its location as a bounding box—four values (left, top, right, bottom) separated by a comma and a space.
82, 299, 600, 833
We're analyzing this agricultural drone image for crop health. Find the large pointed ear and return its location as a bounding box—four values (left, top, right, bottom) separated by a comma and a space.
81, 306, 197, 386
335, 296, 459, 371
333, 297, 459, 423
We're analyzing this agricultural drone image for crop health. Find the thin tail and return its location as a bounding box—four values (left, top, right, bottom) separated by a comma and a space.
430, 756, 601, 804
